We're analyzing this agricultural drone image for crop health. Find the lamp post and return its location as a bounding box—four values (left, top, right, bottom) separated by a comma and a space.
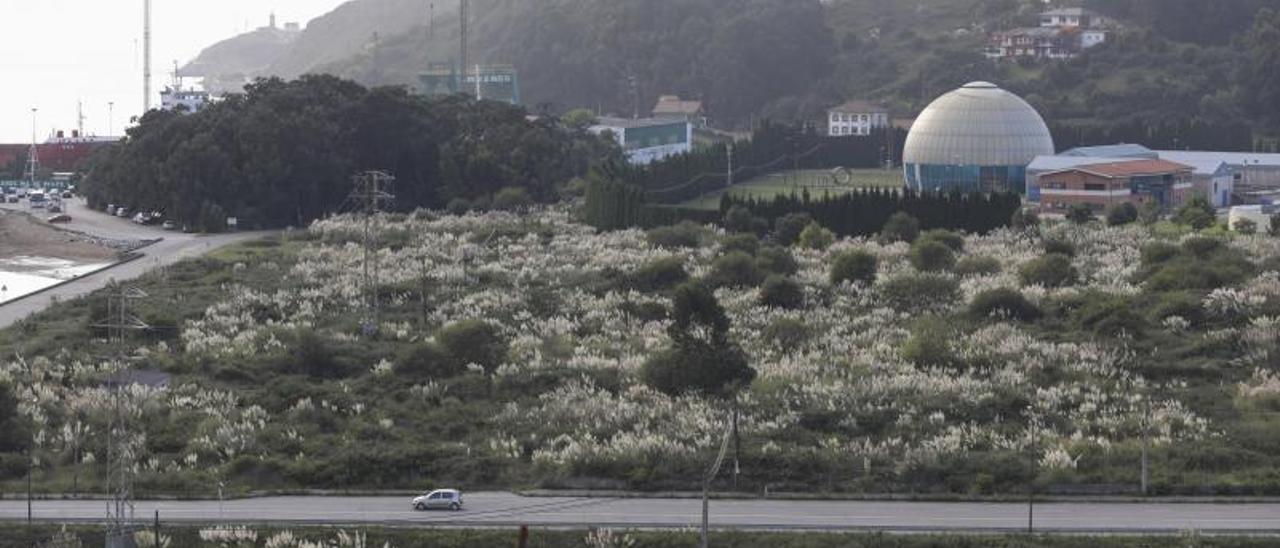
108, 102, 115, 136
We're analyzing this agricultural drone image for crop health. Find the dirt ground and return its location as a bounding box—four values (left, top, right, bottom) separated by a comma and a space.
0, 209, 121, 265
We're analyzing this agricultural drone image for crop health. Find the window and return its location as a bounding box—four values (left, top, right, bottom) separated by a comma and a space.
1084, 183, 1106, 191
831, 114, 839, 122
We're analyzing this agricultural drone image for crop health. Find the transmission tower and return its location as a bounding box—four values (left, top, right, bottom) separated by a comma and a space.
95, 285, 150, 548
348, 171, 396, 336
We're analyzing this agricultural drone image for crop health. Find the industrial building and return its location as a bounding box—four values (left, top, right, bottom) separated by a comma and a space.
903, 82, 1055, 193
419, 63, 522, 105
1035, 159, 1196, 214
1027, 144, 1279, 207
589, 117, 692, 165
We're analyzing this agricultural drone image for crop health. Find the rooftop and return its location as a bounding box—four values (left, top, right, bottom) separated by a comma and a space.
652, 95, 703, 116
1041, 7, 1095, 17
1049, 159, 1194, 179
592, 117, 689, 130
830, 100, 888, 113
1062, 144, 1158, 158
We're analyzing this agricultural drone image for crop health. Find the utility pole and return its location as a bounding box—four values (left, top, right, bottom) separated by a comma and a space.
1142, 397, 1151, 496
732, 396, 740, 492
143, 0, 152, 112
726, 142, 735, 189
349, 171, 396, 337
701, 411, 733, 548
25, 108, 39, 186
1027, 407, 1036, 534
96, 284, 149, 547
459, 0, 468, 92
108, 102, 115, 136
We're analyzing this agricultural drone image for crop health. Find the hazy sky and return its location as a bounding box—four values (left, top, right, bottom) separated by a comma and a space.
0, 0, 349, 143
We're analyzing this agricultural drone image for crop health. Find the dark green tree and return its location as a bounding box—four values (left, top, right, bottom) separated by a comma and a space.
642, 282, 755, 396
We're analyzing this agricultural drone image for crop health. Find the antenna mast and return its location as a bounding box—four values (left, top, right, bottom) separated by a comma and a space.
459, 0, 468, 92
25, 109, 39, 185
143, 0, 152, 112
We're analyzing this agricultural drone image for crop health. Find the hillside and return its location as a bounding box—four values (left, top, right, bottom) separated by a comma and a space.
182, 26, 300, 94
184, 0, 1280, 134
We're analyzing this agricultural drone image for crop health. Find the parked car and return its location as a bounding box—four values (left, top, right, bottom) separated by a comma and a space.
162, 220, 177, 231
411, 489, 463, 511
47, 203, 63, 213
47, 214, 72, 224
115, 207, 129, 218
5, 195, 17, 203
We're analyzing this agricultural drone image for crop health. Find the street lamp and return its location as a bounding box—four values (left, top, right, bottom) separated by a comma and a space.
108, 102, 115, 136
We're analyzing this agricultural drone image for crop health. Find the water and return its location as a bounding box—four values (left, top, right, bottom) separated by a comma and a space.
0, 256, 109, 305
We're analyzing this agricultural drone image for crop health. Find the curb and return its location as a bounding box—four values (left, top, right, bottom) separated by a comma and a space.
0, 242, 157, 309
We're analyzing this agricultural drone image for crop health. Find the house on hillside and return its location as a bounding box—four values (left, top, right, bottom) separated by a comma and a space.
985, 7, 1109, 60
827, 100, 889, 137
652, 95, 705, 127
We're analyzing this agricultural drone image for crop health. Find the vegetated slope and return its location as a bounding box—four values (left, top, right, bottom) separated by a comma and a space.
186, 0, 1280, 135
182, 27, 300, 94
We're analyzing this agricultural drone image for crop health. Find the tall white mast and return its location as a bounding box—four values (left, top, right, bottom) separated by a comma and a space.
143, 0, 152, 112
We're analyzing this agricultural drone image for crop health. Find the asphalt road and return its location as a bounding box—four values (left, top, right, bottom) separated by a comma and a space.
0, 199, 269, 329
1, 494, 1279, 533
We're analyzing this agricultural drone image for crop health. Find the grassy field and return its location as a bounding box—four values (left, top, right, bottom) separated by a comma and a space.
0, 524, 1268, 548
682, 168, 904, 210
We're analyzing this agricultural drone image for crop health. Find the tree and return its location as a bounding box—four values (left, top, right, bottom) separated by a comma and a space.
1243, 8, 1280, 131
642, 282, 755, 396
798, 222, 835, 250
773, 212, 814, 246
1270, 214, 1280, 237
1019, 254, 1079, 288
909, 240, 956, 272
1066, 204, 1095, 225
1139, 199, 1163, 225
708, 251, 765, 287
759, 275, 805, 309
830, 250, 878, 285
1236, 218, 1258, 235
436, 320, 509, 374
1106, 203, 1139, 226
1174, 196, 1217, 230
0, 382, 29, 454
879, 212, 920, 244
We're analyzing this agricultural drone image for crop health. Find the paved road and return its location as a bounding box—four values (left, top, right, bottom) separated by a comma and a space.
0, 199, 269, 329
1, 494, 1279, 533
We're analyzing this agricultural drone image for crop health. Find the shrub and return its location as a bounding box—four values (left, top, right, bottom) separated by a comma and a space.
1150, 291, 1205, 325
901, 317, 958, 368
909, 240, 956, 272
756, 245, 798, 276
708, 251, 765, 287
1271, 214, 1280, 236
1019, 254, 1078, 288
759, 275, 805, 309
880, 273, 960, 311
436, 320, 509, 373
955, 255, 1002, 277
1140, 242, 1181, 265
1237, 218, 1258, 235
445, 198, 472, 216
773, 212, 814, 246
492, 186, 533, 211
1065, 204, 1094, 224
720, 233, 760, 256
919, 229, 965, 252
1106, 203, 1139, 226
724, 205, 768, 235
646, 222, 707, 249
830, 250, 878, 285
799, 222, 835, 250
1139, 199, 1162, 225
1074, 294, 1147, 337
396, 342, 458, 379
969, 288, 1041, 322
1183, 236, 1224, 257
880, 212, 920, 244
641, 345, 755, 397
630, 256, 689, 292
1011, 208, 1040, 230
763, 317, 810, 352
1174, 196, 1217, 230
1043, 238, 1077, 257
274, 329, 358, 378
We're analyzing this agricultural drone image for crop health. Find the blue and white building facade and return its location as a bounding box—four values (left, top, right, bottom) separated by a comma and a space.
590, 117, 693, 166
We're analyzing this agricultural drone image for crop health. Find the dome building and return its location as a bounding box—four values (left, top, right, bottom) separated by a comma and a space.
903, 82, 1055, 193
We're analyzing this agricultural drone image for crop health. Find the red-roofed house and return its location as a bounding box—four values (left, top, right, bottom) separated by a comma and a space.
652, 95, 705, 126
1037, 159, 1196, 214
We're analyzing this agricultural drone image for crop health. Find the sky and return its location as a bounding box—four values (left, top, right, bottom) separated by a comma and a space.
0, 0, 350, 143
